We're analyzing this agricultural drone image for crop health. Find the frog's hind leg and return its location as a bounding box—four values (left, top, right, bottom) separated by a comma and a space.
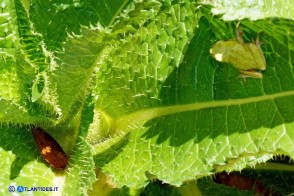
239, 70, 263, 79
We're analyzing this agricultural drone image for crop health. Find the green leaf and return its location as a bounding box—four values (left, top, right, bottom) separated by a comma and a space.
63, 137, 96, 195
201, 0, 294, 20
0, 126, 67, 195
91, 1, 294, 189
62, 94, 96, 195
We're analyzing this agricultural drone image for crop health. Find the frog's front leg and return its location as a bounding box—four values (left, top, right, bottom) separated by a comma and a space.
253, 33, 265, 60
236, 22, 244, 44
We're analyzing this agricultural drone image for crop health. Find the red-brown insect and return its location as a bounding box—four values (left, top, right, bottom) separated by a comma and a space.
32, 127, 68, 169
214, 172, 274, 195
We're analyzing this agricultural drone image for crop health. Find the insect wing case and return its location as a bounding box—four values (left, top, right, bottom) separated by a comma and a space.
32, 127, 68, 169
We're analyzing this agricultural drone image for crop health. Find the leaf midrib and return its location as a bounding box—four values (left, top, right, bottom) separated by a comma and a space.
116, 90, 294, 131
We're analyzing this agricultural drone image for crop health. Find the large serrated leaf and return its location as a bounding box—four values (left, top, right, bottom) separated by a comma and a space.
91, 2, 294, 189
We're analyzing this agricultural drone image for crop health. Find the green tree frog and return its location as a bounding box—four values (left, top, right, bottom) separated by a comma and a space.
210, 24, 266, 78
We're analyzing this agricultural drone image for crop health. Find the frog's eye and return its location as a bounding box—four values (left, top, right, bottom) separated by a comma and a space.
32, 127, 68, 169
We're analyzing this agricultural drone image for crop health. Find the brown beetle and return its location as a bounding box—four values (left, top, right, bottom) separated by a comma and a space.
32, 127, 68, 169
